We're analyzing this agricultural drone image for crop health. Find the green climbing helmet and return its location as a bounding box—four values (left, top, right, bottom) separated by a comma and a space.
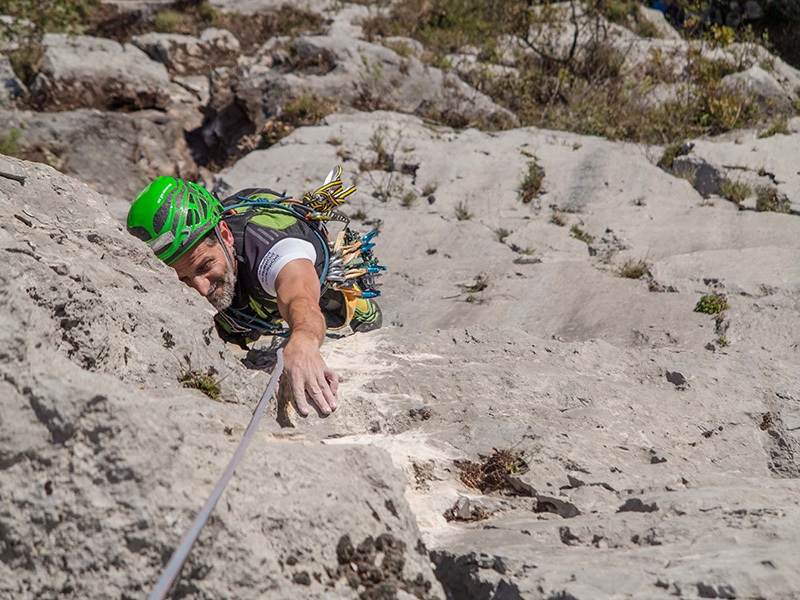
127, 176, 223, 265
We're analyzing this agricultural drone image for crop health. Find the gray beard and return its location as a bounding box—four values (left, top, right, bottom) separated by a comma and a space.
207, 266, 236, 312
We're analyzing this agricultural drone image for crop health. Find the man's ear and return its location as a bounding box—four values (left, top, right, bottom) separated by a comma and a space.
218, 220, 235, 249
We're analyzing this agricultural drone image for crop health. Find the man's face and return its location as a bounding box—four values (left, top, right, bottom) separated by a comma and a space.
172, 227, 237, 311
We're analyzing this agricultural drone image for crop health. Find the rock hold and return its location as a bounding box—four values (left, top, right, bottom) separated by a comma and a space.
132, 28, 241, 76
29, 34, 171, 112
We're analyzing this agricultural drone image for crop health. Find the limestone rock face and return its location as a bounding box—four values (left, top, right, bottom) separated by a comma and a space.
638, 6, 682, 41
0, 156, 445, 599
0, 108, 198, 219
29, 34, 171, 112
211, 112, 800, 596
3, 2, 800, 599
200, 33, 518, 163
132, 28, 241, 76
721, 65, 795, 110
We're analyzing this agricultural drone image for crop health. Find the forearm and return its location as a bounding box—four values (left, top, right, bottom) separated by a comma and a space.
273, 259, 339, 416
280, 295, 326, 347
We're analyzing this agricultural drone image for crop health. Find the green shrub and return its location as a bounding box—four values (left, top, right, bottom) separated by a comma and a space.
695, 293, 728, 314
282, 93, 336, 126
359, 127, 392, 172
8, 43, 44, 86
694, 88, 759, 133
154, 9, 183, 32
658, 141, 689, 169
0, 129, 22, 157
361, 0, 525, 60
1, 0, 98, 40
359, 1, 789, 145
401, 190, 416, 208
757, 117, 789, 139
258, 94, 336, 148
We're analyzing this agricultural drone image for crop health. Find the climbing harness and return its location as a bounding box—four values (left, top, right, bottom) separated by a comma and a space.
148, 350, 284, 600
218, 166, 386, 336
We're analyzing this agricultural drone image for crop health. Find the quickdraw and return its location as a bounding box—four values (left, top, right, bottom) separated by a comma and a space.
307, 167, 386, 312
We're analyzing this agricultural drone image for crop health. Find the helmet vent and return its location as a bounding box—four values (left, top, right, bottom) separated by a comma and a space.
153, 191, 173, 233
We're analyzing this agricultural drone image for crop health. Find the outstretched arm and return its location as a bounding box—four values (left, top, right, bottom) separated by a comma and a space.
274, 259, 339, 416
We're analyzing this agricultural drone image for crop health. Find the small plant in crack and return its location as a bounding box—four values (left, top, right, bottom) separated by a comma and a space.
617, 258, 649, 279
179, 356, 226, 401
719, 178, 751, 205
695, 293, 728, 314
421, 182, 438, 196
400, 190, 416, 208
463, 274, 489, 294
336, 147, 352, 162
454, 448, 530, 494
755, 184, 791, 213
519, 160, 545, 204
454, 200, 472, 220
570, 224, 593, 244
509, 243, 536, 255
550, 209, 567, 226
358, 125, 414, 202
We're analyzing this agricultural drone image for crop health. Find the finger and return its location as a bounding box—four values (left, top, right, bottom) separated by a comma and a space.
307, 385, 331, 415
306, 384, 331, 415
318, 377, 337, 413
325, 369, 340, 397
291, 376, 311, 417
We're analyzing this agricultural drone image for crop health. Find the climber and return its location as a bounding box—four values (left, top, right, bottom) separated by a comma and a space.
126, 170, 384, 418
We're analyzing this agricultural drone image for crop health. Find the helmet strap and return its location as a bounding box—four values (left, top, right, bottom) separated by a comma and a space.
214, 224, 237, 273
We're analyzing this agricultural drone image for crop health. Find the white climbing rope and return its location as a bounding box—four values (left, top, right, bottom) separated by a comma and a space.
148, 349, 284, 600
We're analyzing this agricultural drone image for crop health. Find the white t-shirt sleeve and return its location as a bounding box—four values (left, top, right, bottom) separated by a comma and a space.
256, 237, 318, 296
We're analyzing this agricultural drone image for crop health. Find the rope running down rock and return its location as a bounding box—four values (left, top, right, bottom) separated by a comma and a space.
148, 349, 285, 600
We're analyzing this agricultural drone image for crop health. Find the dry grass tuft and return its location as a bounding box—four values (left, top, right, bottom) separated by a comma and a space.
454, 448, 530, 493
463, 274, 489, 293
719, 178, 751, 205
617, 258, 649, 279
519, 160, 545, 204
755, 184, 791, 213
550, 210, 567, 226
